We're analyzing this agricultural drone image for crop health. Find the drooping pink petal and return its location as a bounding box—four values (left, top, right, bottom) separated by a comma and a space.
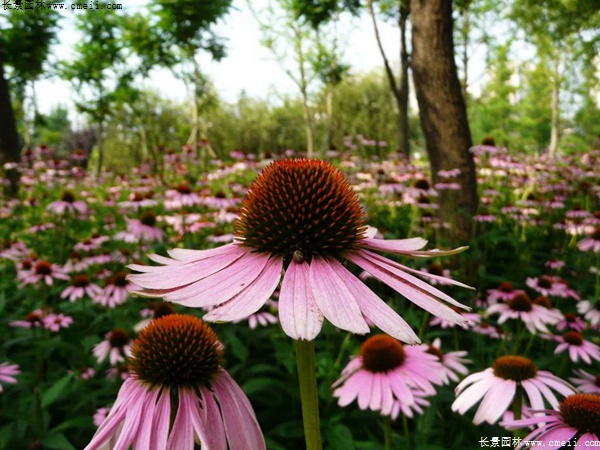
212, 371, 266, 450
84, 379, 144, 450
309, 256, 370, 335
198, 386, 227, 450
203, 256, 282, 322
521, 379, 544, 410
473, 380, 515, 425
361, 237, 468, 258
131, 388, 160, 449
361, 237, 428, 253
167, 389, 195, 450
348, 250, 467, 324
452, 376, 496, 414
332, 260, 419, 344
127, 244, 246, 290
357, 372, 374, 410
163, 252, 270, 307
149, 388, 170, 450
279, 259, 324, 340
369, 373, 382, 411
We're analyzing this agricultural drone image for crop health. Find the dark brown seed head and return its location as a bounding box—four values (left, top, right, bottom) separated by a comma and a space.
492, 355, 537, 381
498, 282, 514, 293
507, 293, 533, 312
234, 159, 367, 262
139, 212, 157, 227
532, 295, 552, 309
34, 261, 52, 276
130, 315, 223, 388
72, 274, 90, 287
562, 331, 584, 346
61, 191, 76, 203
559, 394, 600, 437
108, 329, 130, 348
360, 335, 406, 373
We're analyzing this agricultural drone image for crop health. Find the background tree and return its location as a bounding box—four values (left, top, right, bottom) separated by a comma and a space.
60, 3, 126, 175
509, 0, 600, 158
367, 0, 411, 157
0, 8, 59, 193
145, 0, 232, 159
411, 0, 478, 244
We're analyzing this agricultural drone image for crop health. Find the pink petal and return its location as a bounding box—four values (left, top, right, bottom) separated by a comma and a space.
332, 261, 419, 344
369, 373, 382, 411
278, 259, 324, 340
212, 371, 266, 450
361, 237, 428, 253
132, 388, 160, 449
203, 256, 282, 322
149, 388, 170, 450
521, 379, 544, 410
473, 380, 515, 425
167, 389, 195, 450
357, 372, 374, 410
347, 251, 467, 323
198, 386, 227, 450
164, 252, 269, 307
452, 376, 496, 414
309, 256, 370, 335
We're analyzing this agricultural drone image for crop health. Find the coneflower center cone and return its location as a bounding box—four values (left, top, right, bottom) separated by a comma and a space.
492, 356, 537, 381
130, 315, 223, 388
508, 293, 533, 312
108, 329, 130, 348
140, 212, 157, 227
234, 159, 367, 263
360, 335, 406, 373
562, 331, 584, 346
559, 394, 600, 436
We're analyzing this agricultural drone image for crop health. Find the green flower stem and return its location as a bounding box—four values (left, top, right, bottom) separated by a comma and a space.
295, 339, 322, 450
383, 415, 392, 450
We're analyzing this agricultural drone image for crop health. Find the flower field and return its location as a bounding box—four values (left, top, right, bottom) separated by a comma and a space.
0, 144, 598, 449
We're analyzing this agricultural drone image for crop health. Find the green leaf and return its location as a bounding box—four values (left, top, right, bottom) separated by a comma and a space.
41, 375, 72, 408
327, 424, 355, 450
42, 433, 76, 450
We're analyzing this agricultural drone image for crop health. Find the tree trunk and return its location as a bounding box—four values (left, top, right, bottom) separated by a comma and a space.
398, 0, 410, 157
0, 55, 21, 195
368, 0, 410, 157
411, 0, 478, 244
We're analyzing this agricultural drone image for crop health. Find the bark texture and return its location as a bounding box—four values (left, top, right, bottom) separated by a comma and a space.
411, 0, 478, 244
0, 56, 21, 195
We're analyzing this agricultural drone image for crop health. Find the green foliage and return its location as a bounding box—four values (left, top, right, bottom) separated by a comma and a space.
0, 9, 60, 83
290, 0, 362, 29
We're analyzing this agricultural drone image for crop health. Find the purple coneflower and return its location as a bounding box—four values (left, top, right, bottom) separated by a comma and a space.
577, 300, 600, 328
17, 260, 70, 287
129, 159, 471, 343
332, 335, 444, 417
61, 274, 103, 302
93, 329, 132, 365
96, 272, 132, 308
452, 356, 574, 425
9, 309, 46, 328
554, 331, 600, 365
426, 338, 470, 384
43, 313, 73, 332
47, 191, 88, 215
486, 281, 524, 303
485, 292, 562, 334
578, 228, 600, 253
501, 394, 600, 449
0, 362, 20, 392
569, 369, 600, 395
556, 312, 587, 332
85, 315, 265, 450
115, 213, 164, 243
133, 302, 176, 332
